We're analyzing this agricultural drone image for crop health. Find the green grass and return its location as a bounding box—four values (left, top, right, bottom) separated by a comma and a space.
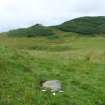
0, 36, 105, 105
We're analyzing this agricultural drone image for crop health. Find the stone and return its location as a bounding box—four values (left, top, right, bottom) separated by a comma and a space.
41, 80, 64, 94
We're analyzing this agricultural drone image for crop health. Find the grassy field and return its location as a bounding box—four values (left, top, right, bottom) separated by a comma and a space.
0, 36, 105, 105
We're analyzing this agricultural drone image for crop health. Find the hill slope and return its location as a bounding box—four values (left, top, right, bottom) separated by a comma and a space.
7, 24, 54, 37
5, 16, 105, 37
56, 16, 105, 34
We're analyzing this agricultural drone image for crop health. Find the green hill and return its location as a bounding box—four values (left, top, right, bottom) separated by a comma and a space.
7, 24, 54, 37
56, 16, 105, 34
5, 16, 105, 37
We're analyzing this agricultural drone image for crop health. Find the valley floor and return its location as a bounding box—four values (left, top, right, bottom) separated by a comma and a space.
0, 36, 105, 105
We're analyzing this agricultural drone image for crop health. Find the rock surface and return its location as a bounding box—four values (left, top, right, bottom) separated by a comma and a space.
42, 80, 63, 92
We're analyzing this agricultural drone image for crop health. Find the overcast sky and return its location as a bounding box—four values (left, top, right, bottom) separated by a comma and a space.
0, 0, 105, 32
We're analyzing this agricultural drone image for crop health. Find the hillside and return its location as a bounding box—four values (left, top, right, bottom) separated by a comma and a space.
56, 16, 105, 34
4, 16, 105, 37
1, 16, 105, 105
7, 24, 54, 37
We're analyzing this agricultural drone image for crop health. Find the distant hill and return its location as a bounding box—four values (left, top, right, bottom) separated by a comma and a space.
6, 16, 105, 37
56, 16, 105, 34
7, 24, 54, 37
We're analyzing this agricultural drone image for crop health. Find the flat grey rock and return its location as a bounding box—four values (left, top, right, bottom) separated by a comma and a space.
41, 80, 63, 92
